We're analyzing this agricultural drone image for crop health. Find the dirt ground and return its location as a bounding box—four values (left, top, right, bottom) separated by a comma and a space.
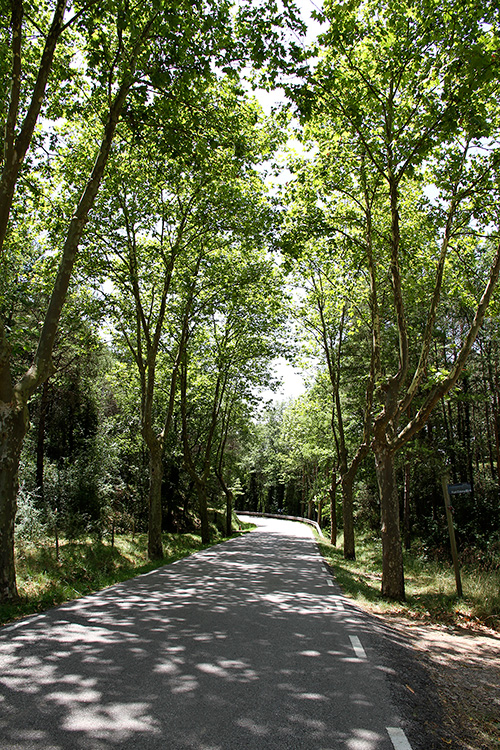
381, 614, 500, 749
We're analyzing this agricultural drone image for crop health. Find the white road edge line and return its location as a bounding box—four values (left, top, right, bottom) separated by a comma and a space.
348, 634, 367, 660
387, 726, 413, 750
1, 614, 45, 633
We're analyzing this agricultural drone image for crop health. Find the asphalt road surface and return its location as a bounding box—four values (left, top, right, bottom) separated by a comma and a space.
0, 516, 443, 750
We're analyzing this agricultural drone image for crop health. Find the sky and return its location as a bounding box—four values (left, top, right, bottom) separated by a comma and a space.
266, 357, 306, 402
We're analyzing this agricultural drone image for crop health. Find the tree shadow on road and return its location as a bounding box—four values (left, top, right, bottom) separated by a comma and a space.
0, 524, 448, 750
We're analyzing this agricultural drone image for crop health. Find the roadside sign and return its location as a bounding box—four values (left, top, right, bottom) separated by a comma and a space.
441, 475, 463, 598
447, 483, 472, 495
441, 474, 464, 597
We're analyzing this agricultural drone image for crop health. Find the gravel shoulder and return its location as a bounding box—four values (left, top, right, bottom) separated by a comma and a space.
366, 611, 500, 749
313, 528, 500, 749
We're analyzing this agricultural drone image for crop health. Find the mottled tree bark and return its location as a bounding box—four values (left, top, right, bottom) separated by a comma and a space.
0, 394, 28, 601
329, 469, 337, 546
215, 469, 233, 538
403, 459, 411, 551
225, 489, 233, 537
147, 442, 164, 559
35, 378, 50, 502
195, 480, 210, 544
374, 442, 405, 600
341, 472, 356, 560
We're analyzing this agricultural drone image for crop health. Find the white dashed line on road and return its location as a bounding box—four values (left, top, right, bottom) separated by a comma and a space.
349, 634, 367, 660
387, 726, 413, 750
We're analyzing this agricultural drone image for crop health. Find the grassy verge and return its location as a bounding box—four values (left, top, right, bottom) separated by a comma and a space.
0, 530, 243, 627
317, 531, 500, 630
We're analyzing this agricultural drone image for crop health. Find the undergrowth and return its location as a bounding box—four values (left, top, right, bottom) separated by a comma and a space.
317, 531, 500, 631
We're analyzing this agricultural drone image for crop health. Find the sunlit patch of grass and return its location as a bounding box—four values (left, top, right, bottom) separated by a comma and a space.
317, 531, 500, 630
0, 530, 237, 627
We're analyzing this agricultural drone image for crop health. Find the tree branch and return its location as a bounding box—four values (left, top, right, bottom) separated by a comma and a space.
393, 238, 500, 452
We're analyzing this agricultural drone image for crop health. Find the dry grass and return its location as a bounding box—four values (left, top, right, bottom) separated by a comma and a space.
317, 531, 500, 630
1, 532, 223, 626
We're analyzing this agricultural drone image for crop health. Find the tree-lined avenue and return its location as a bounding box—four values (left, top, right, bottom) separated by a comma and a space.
0, 517, 433, 749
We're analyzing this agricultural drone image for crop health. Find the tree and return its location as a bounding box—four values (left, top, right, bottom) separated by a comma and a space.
1, 1, 169, 599
96, 80, 282, 551
0, 0, 305, 601
290, 0, 500, 599
280, 389, 334, 525
180, 243, 286, 542
288, 208, 374, 558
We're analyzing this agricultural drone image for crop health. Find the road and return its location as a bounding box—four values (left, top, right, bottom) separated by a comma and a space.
0, 516, 442, 750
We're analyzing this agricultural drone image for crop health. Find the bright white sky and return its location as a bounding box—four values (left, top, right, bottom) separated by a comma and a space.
266, 357, 306, 402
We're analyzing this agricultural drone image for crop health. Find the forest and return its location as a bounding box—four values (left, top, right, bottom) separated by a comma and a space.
1, 0, 500, 608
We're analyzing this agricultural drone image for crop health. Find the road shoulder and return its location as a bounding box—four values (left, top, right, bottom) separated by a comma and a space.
378, 614, 500, 750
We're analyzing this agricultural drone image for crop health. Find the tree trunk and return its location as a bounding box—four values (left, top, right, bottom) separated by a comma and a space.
403, 459, 411, 551
493, 405, 500, 491
462, 375, 475, 500
36, 378, 50, 502
225, 488, 233, 537
54, 520, 59, 562
195, 481, 210, 544
447, 401, 458, 482
374, 442, 405, 601
147, 445, 163, 559
484, 400, 495, 479
341, 472, 356, 560
0, 398, 28, 601
216, 470, 233, 537
329, 469, 337, 546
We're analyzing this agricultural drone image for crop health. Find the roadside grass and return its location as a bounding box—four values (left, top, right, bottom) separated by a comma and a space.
317, 531, 500, 630
0, 529, 245, 627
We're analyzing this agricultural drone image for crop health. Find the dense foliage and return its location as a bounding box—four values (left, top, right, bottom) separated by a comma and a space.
2, 0, 500, 604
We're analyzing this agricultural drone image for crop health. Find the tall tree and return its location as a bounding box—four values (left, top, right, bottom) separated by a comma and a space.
0, 0, 304, 601
290, 0, 500, 599
1, 0, 147, 601
180, 244, 285, 542
97, 83, 281, 552
288, 208, 374, 559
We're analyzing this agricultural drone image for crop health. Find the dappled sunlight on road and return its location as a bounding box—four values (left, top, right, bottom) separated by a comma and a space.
0, 517, 402, 749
